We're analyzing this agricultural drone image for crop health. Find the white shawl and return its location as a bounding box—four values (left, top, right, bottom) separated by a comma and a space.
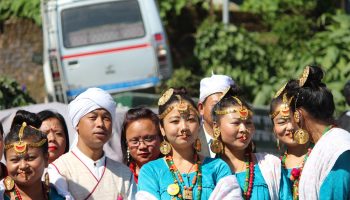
299, 128, 350, 200
255, 152, 281, 200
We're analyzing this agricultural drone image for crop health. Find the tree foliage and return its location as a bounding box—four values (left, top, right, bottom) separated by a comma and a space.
0, 77, 36, 109
0, 0, 41, 24
193, 0, 350, 114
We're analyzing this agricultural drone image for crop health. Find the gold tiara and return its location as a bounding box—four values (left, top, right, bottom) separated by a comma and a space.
159, 95, 199, 119
158, 88, 174, 106
5, 122, 47, 154
270, 93, 293, 119
273, 82, 287, 99
215, 96, 252, 120
299, 66, 310, 87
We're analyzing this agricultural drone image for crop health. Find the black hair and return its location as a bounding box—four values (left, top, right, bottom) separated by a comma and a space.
211, 85, 251, 124
37, 110, 70, 153
5, 111, 48, 159
0, 122, 3, 136
121, 107, 161, 165
10, 110, 42, 131
285, 65, 335, 122
158, 87, 199, 127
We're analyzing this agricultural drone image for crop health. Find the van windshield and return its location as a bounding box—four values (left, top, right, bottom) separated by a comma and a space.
61, 0, 145, 48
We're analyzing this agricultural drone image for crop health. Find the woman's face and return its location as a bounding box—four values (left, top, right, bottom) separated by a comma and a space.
40, 117, 67, 163
217, 105, 255, 151
126, 119, 160, 166
272, 103, 297, 146
160, 103, 200, 150
6, 143, 47, 187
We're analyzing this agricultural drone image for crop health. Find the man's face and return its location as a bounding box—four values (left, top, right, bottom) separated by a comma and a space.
198, 93, 222, 127
76, 108, 113, 150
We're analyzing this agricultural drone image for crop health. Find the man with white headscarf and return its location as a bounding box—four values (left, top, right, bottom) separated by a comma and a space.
198, 74, 234, 158
48, 88, 136, 200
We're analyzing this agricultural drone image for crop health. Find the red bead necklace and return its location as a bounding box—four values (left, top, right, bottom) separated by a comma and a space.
129, 161, 138, 184
243, 152, 254, 200
281, 148, 312, 200
14, 186, 23, 200
12, 183, 50, 200
165, 153, 202, 200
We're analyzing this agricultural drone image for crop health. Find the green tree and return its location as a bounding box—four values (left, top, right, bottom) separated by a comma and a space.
0, 0, 41, 24
0, 77, 36, 109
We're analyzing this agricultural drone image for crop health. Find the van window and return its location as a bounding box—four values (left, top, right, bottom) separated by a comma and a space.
61, 0, 145, 48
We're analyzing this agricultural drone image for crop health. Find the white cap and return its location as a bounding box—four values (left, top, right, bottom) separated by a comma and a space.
68, 87, 116, 129
199, 74, 234, 103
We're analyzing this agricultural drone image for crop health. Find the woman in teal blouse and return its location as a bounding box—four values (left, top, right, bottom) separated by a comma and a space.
211, 86, 282, 200
138, 87, 240, 199
284, 65, 350, 199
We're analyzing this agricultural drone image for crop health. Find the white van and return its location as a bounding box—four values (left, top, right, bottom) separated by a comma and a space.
41, 0, 172, 103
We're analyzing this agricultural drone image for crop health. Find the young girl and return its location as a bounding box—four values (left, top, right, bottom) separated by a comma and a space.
212, 87, 281, 200
270, 89, 310, 200
0, 111, 68, 199
137, 88, 241, 199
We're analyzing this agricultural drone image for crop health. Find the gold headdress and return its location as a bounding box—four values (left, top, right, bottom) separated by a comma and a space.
299, 66, 310, 87
270, 93, 293, 119
273, 83, 287, 99
158, 89, 199, 119
5, 122, 47, 154
215, 96, 252, 120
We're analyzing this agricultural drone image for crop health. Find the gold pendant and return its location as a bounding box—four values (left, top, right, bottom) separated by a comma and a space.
4, 176, 14, 191
210, 139, 223, 154
160, 141, 171, 155
167, 183, 180, 196
183, 189, 193, 199
293, 129, 309, 144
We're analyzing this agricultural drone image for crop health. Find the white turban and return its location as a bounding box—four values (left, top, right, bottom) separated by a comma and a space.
199, 74, 235, 103
68, 87, 116, 128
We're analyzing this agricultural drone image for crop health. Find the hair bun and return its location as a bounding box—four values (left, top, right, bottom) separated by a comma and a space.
304, 65, 325, 88
172, 87, 188, 95
10, 110, 41, 131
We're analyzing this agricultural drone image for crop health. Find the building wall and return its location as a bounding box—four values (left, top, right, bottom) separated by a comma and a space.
0, 19, 46, 103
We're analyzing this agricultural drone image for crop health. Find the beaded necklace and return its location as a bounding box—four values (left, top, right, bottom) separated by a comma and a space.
13, 184, 50, 200
281, 148, 312, 200
129, 162, 138, 184
165, 153, 202, 200
243, 152, 254, 200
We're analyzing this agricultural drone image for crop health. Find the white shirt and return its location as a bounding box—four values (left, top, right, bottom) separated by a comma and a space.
203, 125, 216, 158
47, 146, 107, 200
70, 146, 106, 179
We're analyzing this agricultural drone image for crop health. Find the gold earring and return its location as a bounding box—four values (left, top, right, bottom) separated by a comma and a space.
160, 137, 171, 155
294, 111, 300, 123
127, 148, 130, 163
44, 172, 50, 195
4, 176, 14, 191
194, 138, 201, 152
210, 127, 223, 154
276, 138, 280, 150
293, 129, 309, 144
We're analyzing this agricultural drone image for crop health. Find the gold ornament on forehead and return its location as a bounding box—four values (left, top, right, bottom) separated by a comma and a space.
299, 66, 310, 87
158, 88, 174, 106
214, 96, 252, 121
232, 96, 250, 120
159, 95, 199, 119
175, 95, 190, 116
4, 122, 47, 154
270, 93, 293, 119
